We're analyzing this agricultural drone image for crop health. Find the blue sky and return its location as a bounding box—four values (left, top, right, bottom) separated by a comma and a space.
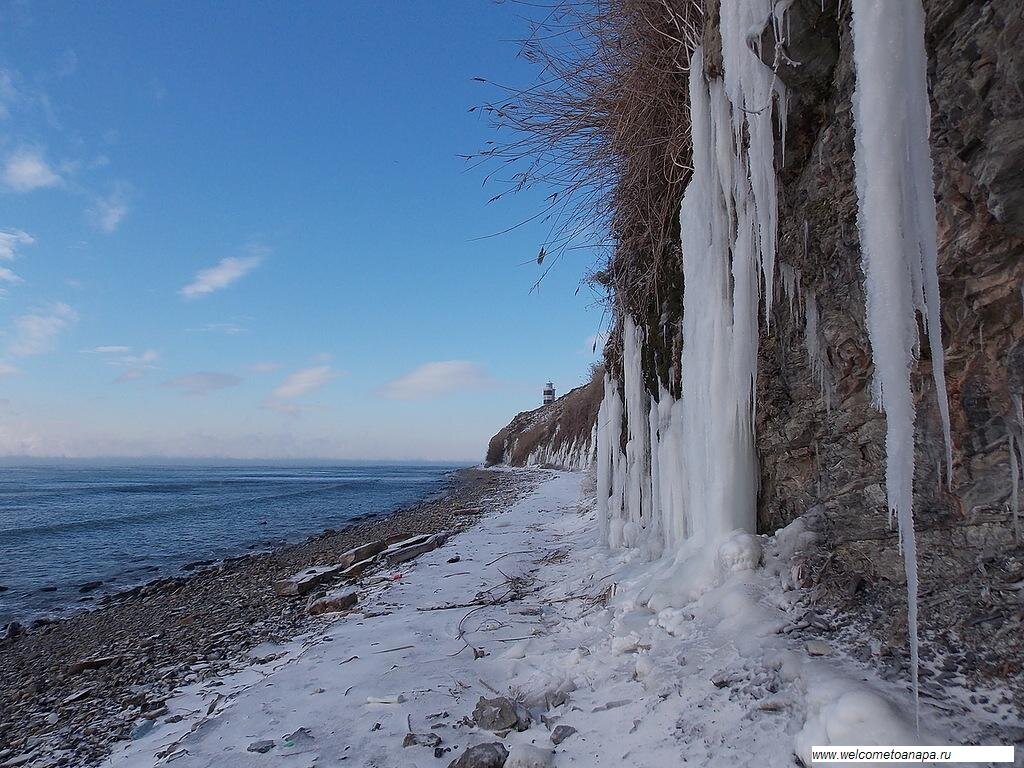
0, 1, 606, 461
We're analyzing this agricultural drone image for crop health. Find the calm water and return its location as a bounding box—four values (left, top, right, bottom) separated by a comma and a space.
0, 463, 466, 625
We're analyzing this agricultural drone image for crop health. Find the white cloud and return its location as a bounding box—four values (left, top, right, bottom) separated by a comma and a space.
272, 366, 335, 399
0, 229, 35, 260
99, 348, 159, 383
180, 254, 262, 299
195, 322, 247, 335
0, 267, 23, 284
165, 371, 242, 396
8, 302, 77, 356
379, 360, 495, 401
3, 148, 61, 192
89, 185, 129, 233
0, 362, 19, 378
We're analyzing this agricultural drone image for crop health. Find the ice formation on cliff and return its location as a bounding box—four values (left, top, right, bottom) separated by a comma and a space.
594, 0, 950, 719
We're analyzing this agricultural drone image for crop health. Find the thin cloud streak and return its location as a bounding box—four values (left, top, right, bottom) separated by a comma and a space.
180, 254, 262, 299
0, 229, 35, 260
379, 360, 495, 401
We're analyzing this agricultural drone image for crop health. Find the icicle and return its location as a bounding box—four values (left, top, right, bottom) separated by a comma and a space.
648, 398, 663, 558
1010, 434, 1020, 544
622, 316, 652, 549
850, 0, 953, 725
779, 262, 801, 316
676, 48, 762, 547
1013, 395, 1024, 543
719, 0, 785, 323
804, 290, 833, 409
596, 373, 624, 547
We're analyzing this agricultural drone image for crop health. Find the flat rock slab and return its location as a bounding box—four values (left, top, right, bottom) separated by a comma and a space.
307, 589, 358, 616
550, 724, 577, 744
384, 533, 448, 566
338, 540, 388, 569
341, 557, 377, 580
274, 564, 347, 597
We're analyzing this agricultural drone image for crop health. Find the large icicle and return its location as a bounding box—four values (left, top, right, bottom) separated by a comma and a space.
676, 48, 761, 548
850, 0, 953, 721
719, 0, 785, 321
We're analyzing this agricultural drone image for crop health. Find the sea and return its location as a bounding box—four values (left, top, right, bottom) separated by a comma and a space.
0, 462, 468, 626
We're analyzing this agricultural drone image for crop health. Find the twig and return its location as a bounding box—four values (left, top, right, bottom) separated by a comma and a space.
373, 644, 415, 655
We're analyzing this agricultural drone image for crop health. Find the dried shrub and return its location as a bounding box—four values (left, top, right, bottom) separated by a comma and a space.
473, 0, 701, 324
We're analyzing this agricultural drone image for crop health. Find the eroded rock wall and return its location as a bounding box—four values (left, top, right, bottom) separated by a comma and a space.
755, 0, 1023, 683
486, 373, 603, 470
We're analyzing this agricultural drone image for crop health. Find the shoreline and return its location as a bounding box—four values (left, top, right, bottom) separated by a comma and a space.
0, 467, 546, 768
0, 464, 468, 628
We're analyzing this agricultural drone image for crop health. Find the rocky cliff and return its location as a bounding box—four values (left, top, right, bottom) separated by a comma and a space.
486, 369, 603, 470
488, 0, 1022, 703
749, 0, 1022, 689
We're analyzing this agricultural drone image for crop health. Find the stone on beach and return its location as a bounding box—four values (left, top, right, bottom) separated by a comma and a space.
403, 732, 442, 748
383, 533, 448, 565
505, 744, 554, 768
306, 589, 358, 616
337, 540, 388, 569
472, 695, 531, 733
273, 564, 348, 597
68, 655, 120, 675
550, 724, 577, 744
448, 742, 509, 768
805, 640, 833, 657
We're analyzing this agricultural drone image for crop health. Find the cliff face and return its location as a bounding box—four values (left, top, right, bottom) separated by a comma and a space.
488, 0, 1022, 693
486, 372, 603, 470
749, 0, 1023, 677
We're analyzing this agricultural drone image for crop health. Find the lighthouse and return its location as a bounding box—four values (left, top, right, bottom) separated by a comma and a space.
543, 381, 555, 405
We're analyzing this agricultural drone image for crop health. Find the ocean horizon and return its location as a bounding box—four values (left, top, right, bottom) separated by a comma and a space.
0, 462, 470, 625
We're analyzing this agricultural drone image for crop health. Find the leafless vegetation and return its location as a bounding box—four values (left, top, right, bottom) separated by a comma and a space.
471, 0, 703, 323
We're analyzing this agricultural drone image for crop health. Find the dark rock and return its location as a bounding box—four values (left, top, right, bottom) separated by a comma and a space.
757, 0, 839, 93
472, 696, 530, 733
247, 740, 275, 754
3, 622, 25, 641
306, 589, 358, 616
447, 742, 509, 768
550, 724, 577, 745
403, 732, 442, 748
78, 581, 103, 594
68, 655, 120, 675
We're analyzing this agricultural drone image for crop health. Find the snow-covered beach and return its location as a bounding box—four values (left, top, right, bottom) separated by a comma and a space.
0, 469, 541, 767
102, 469, 1019, 767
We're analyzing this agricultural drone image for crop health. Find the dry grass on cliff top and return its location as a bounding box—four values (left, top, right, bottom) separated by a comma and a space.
470, 0, 700, 321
